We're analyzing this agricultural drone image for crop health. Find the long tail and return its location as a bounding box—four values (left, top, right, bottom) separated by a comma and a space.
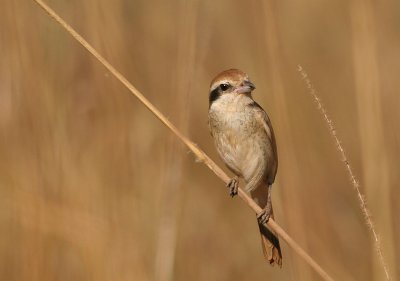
251, 185, 282, 267
258, 207, 282, 267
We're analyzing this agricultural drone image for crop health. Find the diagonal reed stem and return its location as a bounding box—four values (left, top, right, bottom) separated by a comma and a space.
32, 1, 334, 280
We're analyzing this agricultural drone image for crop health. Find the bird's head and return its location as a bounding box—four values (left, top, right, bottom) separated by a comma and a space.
209, 69, 256, 106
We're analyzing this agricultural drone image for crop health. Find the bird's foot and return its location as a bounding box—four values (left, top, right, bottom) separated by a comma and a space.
226, 177, 239, 197
257, 206, 272, 224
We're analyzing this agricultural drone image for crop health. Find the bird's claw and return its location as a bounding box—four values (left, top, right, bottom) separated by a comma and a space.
257, 207, 271, 224
227, 178, 239, 197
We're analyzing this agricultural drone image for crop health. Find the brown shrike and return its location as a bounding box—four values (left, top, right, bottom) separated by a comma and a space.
208, 69, 282, 267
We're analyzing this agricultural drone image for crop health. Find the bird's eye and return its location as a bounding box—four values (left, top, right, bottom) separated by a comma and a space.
220, 83, 230, 91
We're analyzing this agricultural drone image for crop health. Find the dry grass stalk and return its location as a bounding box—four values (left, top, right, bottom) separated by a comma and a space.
259, 2, 314, 279
155, 1, 200, 280
32, 1, 334, 280
297, 65, 390, 281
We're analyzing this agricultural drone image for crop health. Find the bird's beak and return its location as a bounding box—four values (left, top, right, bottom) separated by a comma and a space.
235, 80, 256, 94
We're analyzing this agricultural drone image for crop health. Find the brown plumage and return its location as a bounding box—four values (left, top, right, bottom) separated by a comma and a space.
208, 69, 282, 267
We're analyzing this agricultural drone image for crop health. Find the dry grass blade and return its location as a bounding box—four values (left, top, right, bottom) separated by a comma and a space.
32, 0, 334, 280
297, 65, 390, 281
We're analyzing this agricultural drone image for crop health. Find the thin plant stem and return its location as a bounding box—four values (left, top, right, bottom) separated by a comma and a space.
298, 64, 390, 281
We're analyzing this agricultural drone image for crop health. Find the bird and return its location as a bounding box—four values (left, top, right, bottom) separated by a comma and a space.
208, 69, 282, 267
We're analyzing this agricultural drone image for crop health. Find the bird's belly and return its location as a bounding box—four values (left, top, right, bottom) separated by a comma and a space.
212, 116, 269, 181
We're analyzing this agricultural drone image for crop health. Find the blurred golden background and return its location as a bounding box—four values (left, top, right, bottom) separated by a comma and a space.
1, 0, 399, 280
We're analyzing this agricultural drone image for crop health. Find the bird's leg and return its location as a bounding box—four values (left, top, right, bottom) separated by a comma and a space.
257, 185, 272, 224
226, 176, 239, 197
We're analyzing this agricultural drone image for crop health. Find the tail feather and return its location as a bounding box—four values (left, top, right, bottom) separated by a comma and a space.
251, 184, 282, 267
258, 208, 282, 267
